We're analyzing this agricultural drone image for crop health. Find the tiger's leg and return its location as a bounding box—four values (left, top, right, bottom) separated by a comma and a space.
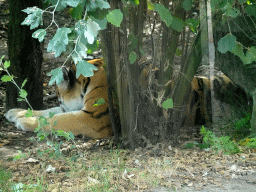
14, 111, 112, 138
5, 107, 64, 123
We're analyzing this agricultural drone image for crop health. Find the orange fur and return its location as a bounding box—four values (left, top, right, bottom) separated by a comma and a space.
5, 59, 112, 138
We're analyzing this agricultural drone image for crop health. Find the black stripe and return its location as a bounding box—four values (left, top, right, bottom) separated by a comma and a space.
82, 108, 109, 119
83, 86, 106, 104
60, 104, 66, 112
95, 108, 109, 118
89, 86, 105, 93
83, 77, 91, 94
82, 110, 93, 115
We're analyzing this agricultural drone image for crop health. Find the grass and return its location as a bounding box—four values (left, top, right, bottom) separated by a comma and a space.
0, 165, 12, 192
2, 132, 256, 192
0, 144, 177, 192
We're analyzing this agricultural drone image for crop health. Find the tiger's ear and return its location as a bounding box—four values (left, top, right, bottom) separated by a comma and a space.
61, 67, 76, 88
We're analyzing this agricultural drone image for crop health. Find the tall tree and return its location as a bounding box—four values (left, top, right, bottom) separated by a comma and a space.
6, 0, 43, 110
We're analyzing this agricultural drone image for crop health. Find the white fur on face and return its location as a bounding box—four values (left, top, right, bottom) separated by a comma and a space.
58, 93, 84, 112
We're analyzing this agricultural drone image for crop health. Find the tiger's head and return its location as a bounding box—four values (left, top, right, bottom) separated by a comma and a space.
56, 59, 107, 112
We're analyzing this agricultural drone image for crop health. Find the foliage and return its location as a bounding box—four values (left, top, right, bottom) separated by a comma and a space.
220, 113, 251, 140
20, 0, 202, 85
162, 98, 173, 109
200, 126, 240, 154
93, 98, 106, 106
233, 113, 251, 139
13, 150, 27, 160
1, 56, 77, 160
21, 0, 113, 86
0, 56, 32, 108
245, 137, 256, 149
214, 0, 256, 65
0, 166, 12, 191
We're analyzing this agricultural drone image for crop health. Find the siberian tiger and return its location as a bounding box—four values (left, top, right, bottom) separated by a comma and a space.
5, 59, 112, 139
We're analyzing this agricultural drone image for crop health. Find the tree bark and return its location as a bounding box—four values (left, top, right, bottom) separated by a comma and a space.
7, 0, 43, 110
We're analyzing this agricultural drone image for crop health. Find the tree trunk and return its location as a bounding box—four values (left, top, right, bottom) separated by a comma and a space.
7, 0, 43, 110
171, 32, 202, 136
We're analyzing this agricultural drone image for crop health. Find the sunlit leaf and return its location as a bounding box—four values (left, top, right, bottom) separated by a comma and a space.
107, 9, 123, 27
162, 98, 173, 109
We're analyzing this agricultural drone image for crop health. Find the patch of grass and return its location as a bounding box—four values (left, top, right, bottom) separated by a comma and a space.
200, 126, 240, 154
0, 165, 12, 192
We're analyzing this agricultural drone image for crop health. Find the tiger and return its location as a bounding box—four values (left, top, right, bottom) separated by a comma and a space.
181, 73, 251, 126
5, 59, 113, 139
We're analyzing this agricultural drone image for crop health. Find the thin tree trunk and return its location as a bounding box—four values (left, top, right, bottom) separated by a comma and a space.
7, 0, 43, 110
207, 0, 221, 125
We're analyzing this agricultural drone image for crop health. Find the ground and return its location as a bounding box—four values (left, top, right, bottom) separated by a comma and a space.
1, 1, 256, 191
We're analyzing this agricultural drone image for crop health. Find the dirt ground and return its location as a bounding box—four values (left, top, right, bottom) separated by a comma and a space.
1, 1, 256, 191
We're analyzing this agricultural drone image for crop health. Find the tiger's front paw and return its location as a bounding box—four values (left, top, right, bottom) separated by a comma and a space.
15, 117, 39, 132
5, 109, 28, 123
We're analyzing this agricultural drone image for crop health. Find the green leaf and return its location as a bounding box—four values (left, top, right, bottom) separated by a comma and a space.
170, 16, 186, 32
183, 0, 193, 11
107, 9, 123, 27
68, 4, 83, 20
32, 29, 46, 42
38, 135, 45, 141
47, 68, 64, 85
217, 34, 236, 53
86, 0, 110, 11
225, 4, 240, 18
93, 98, 106, 106
133, 0, 140, 5
69, 132, 75, 140
154, 4, 173, 27
3, 60, 10, 69
35, 126, 41, 133
128, 34, 138, 52
129, 51, 137, 64
72, 34, 88, 63
25, 108, 33, 118
245, 5, 256, 18
91, 16, 108, 30
19, 89, 27, 99
76, 60, 98, 78
21, 7, 43, 30
1, 75, 12, 82
47, 27, 71, 58
39, 116, 50, 126
87, 40, 99, 54
147, 1, 154, 10
61, 0, 80, 7
162, 98, 173, 109
21, 79, 27, 88
186, 19, 199, 33
244, 46, 256, 65
45, 0, 80, 11
49, 112, 55, 119
84, 18, 101, 44
231, 42, 246, 62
